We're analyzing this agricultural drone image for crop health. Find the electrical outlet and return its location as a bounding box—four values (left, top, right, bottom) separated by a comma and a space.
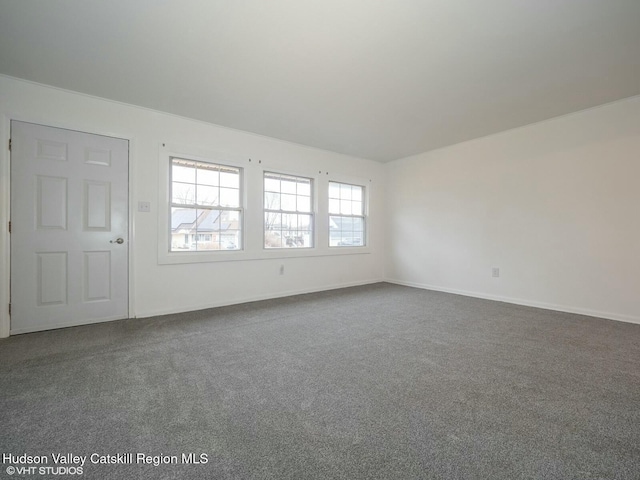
492, 267, 500, 278
279, 264, 285, 275
138, 201, 151, 213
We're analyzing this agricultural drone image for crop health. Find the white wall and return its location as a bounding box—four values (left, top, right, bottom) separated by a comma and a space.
385, 96, 640, 323
0, 75, 385, 337
2, 75, 637, 337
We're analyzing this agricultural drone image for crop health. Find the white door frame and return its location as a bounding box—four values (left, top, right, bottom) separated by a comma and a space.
0, 114, 136, 337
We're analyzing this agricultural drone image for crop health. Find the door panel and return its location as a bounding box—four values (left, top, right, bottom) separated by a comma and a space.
84, 180, 111, 230
10, 121, 129, 334
83, 251, 111, 302
37, 175, 68, 229
36, 252, 67, 306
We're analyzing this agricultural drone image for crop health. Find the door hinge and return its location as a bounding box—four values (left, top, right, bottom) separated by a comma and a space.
8, 138, 11, 151
8, 221, 10, 233
8, 304, 11, 315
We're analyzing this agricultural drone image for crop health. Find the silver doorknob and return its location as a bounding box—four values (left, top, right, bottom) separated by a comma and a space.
110, 238, 124, 244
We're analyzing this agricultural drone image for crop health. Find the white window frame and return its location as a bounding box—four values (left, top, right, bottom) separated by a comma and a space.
169, 156, 243, 253
158, 145, 248, 265
328, 181, 367, 248
263, 171, 315, 249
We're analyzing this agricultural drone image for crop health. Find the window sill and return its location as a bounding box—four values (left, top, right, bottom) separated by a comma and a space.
157, 246, 372, 265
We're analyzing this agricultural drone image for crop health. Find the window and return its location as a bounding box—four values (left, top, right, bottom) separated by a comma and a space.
329, 181, 365, 247
170, 157, 242, 251
264, 172, 313, 248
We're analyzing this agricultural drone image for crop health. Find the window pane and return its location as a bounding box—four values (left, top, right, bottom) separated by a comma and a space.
281, 214, 313, 248
340, 200, 352, 215
265, 177, 280, 192
197, 185, 218, 206
281, 178, 297, 194
282, 213, 297, 229
297, 181, 311, 196
172, 182, 195, 205
220, 187, 239, 207
297, 195, 311, 212
192, 222, 216, 249
265, 191, 280, 210
198, 168, 219, 186
341, 216, 354, 230
329, 182, 340, 199
298, 214, 312, 230
194, 209, 219, 251
265, 212, 282, 232
265, 212, 283, 248
224, 209, 241, 224
170, 207, 197, 250
329, 198, 340, 214
172, 163, 196, 183
265, 231, 283, 248
340, 184, 352, 200
352, 201, 363, 215
222, 230, 241, 250
281, 193, 296, 211
351, 186, 363, 202
222, 210, 241, 249
220, 170, 239, 188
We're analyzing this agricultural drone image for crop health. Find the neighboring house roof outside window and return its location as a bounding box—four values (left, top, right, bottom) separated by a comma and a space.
171, 209, 232, 233
171, 208, 197, 230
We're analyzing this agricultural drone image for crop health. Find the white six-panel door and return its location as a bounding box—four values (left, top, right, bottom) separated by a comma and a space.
10, 121, 129, 334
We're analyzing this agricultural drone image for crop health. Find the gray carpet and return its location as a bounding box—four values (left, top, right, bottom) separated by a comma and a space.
1, 283, 639, 479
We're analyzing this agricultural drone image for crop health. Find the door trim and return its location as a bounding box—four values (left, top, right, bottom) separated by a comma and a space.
0, 115, 136, 337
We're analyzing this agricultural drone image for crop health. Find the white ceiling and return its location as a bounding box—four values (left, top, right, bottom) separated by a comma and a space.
1, 1, 639, 162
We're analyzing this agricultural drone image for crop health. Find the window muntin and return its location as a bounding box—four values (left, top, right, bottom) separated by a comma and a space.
329, 181, 365, 247
264, 172, 313, 248
170, 158, 242, 251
